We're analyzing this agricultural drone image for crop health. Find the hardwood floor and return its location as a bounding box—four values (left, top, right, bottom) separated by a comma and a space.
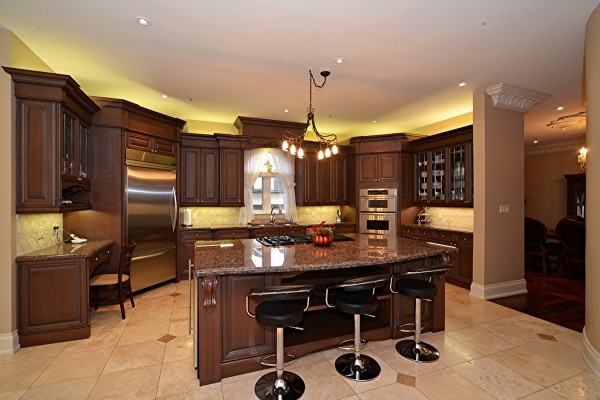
490, 269, 585, 332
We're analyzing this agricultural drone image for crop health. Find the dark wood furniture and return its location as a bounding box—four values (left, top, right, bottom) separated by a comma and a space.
564, 173, 585, 218
16, 240, 113, 347
3, 67, 100, 213
125, 131, 177, 157
410, 125, 473, 206
524, 217, 559, 274
193, 236, 448, 385
90, 241, 136, 319
178, 229, 213, 280
555, 216, 585, 277
64, 98, 185, 276
401, 225, 473, 288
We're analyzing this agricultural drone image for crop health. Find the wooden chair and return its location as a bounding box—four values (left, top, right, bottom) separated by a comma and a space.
525, 217, 556, 273
555, 216, 585, 277
90, 240, 136, 319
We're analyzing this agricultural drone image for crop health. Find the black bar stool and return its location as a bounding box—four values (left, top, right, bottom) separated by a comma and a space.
390, 265, 451, 363
325, 274, 389, 382
246, 285, 313, 400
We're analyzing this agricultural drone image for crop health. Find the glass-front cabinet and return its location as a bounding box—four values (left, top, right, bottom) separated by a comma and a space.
62, 112, 91, 182
411, 126, 473, 207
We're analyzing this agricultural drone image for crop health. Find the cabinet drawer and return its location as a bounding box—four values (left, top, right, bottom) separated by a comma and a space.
88, 247, 112, 272
455, 233, 473, 247
279, 226, 307, 236
126, 132, 153, 152
335, 224, 355, 234
432, 230, 453, 246
154, 138, 176, 157
213, 229, 250, 240
181, 229, 213, 241
252, 227, 281, 238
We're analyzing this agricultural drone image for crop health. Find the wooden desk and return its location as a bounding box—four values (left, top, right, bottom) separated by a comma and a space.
15, 240, 114, 347
193, 235, 450, 384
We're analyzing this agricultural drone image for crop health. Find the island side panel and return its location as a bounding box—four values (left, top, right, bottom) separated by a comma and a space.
197, 276, 222, 385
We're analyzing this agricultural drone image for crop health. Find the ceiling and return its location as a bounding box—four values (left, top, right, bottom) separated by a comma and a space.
1, 0, 598, 145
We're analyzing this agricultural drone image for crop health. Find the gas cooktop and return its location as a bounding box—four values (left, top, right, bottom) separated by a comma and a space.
256, 234, 353, 247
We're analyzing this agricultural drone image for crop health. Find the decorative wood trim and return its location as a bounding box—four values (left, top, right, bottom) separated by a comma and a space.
485, 83, 550, 113
201, 277, 218, 311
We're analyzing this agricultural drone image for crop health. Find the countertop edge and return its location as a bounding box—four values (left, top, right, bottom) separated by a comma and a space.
16, 240, 114, 262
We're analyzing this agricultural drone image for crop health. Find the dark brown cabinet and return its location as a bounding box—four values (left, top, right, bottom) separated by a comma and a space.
126, 131, 176, 157
213, 228, 251, 240
4, 67, 100, 213
411, 126, 473, 206
180, 136, 220, 206
565, 173, 585, 218
219, 148, 244, 206
178, 230, 213, 280
251, 225, 306, 238
359, 153, 398, 183
295, 144, 348, 205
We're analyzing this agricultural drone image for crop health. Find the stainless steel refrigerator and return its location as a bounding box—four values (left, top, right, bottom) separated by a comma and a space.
125, 149, 178, 292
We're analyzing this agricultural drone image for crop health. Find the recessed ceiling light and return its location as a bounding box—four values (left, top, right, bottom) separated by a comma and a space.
335, 57, 345, 64
533, 139, 539, 144
556, 106, 564, 111
458, 81, 468, 87
372, 120, 377, 123
284, 108, 289, 113
161, 94, 168, 99
136, 17, 151, 26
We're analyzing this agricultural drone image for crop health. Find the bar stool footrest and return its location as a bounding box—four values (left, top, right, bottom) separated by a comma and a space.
336, 338, 368, 351
259, 353, 296, 367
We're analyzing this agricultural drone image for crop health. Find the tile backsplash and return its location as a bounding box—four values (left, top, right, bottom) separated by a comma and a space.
426, 207, 473, 230
16, 214, 63, 256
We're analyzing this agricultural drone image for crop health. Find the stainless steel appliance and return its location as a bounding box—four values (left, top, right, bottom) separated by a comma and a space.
256, 234, 353, 247
125, 149, 178, 292
359, 188, 397, 212
359, 188, 397, 237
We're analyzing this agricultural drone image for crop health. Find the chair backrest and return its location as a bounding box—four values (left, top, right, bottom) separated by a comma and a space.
119, 240, 137, 283
556, 217, 585, 252
525, 217, 547, 246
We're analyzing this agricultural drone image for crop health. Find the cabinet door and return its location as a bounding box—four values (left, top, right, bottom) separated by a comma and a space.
200, 149, 219, 205
415, 153, 429, 203
62, 112, 77, 178
320, 158, 333, 204
378, 153, 398, 182
359, 154, 378, 183
430, 149, 446, 202
220, 149, 244, 206
448, 144, 469, 205
125, 132, 154, 152
154, 138, 176, 157
178, 230, 213, 280
300, 154, 320, 205
79, 123, 90, 180
252, 227, 281, 238
454, 233, 473, 284
332, 155, 347, 204
18, 259, 88, 336
180, 148, 201, 205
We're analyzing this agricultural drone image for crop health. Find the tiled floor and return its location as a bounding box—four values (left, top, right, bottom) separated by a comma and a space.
1, 282, 599, 400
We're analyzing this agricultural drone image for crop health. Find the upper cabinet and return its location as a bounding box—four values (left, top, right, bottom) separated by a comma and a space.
126, 132, 176, 157
410, 125, 473, 206
4, 67, 100, 213
295, 143, 348, 205
358, 153, 398, 184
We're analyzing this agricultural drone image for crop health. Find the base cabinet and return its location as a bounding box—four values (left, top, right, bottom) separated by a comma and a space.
178, 230, 213, 280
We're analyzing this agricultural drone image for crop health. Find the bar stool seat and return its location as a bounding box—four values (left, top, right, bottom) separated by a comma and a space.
247, 285, 313, 400
326, 274, 389, 382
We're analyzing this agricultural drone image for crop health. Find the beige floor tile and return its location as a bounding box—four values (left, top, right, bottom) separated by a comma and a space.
358, 383, 429, 399
170, 306, 190, 321
135, 295, 175, 310
61, 326, 125, 354
128, 305, 173, 326
173, 293, 192, 308
90, 308, 131, 332
504, 314, 573, 337
549, 372, 600, 399
489, 345, 580, 386
221, 373, 264, 399
445, 301, 518, 325
418, 331, 484, 366
104, 340, 166, 373
157, 359, 200, 398
0, 356, 54, 392
0, 389, 27, 400
321, 350, 397, 394
476, 318, 543, 346
288, 360, 355, 400
0, 343, 66, 365
163, 335, 194, 363
524, 338, 587, 373
32, 348, 113, 387
444, 298, 463, 309
169, 319, 191, 337
339, 396, 360, 400
444, 315, 471, 331
445, 326, 514, 355
445, 290, 484, 306
415, 368, 497, 400
520, 389, 569, 400
141, 283, 177, 298
117, 320, 171, 346
291, 351, 327, 368
157, 383, 223, 399
555, 329, 583, 350
89, 364, 161, 400
452, 357, 543, 400
373, 345, 447, 377
21, 376, 97, 400
444, 283, 466, 294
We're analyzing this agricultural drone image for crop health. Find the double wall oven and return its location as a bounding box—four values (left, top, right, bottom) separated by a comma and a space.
358, 188, 398, 237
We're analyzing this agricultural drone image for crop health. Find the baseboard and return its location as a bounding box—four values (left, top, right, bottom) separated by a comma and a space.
0, 330, 19, 355
582, 327, 600, 378
470, 279, 528, 300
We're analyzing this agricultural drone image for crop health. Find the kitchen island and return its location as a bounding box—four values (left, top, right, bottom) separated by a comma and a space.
194, 235, 451, 385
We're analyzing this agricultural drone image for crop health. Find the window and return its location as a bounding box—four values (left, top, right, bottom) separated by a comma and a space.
252, 153, 285, 213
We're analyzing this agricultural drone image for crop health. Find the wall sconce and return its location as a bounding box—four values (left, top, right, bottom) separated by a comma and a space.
578, 146, 587, 171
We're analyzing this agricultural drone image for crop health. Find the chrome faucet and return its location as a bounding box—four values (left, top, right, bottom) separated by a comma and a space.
270, 205, 282, 223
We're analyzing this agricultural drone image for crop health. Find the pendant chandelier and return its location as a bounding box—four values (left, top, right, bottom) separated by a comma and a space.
282, 70, 338, 160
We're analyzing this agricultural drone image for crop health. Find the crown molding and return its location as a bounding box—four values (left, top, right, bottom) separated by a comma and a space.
525, 139, 584, 155
485, 83, 550, 113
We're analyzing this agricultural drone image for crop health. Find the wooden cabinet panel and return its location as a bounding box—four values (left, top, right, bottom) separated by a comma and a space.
179, 147, 219, 206
213, 229, 250, 240
295, 145, 347, 205
220, 149, 244, 206
359, 153, 397, 183
279, 226, 307, 236
201, 149, 219, 205
359, 154, 378, 183
178, 230, 213, 280
252, 227, 281, 238
335, 224, 355, 234
296, 152, 320, 205
181, 148, 201, 204
332, 156, 348, 204
154, 137, 176, 157
126, 132, 153, 152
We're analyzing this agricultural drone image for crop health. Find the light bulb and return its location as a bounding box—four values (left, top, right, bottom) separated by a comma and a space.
297, 147, 304, 159
317, 150, 324, 160
282, 140, 289, 151
290, 144, 297, 155
331, 144, 338, 155
325, 147, 331, 158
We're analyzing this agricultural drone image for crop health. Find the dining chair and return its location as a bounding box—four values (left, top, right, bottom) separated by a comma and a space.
525, 217, 558, 273
555, 216, 585, 277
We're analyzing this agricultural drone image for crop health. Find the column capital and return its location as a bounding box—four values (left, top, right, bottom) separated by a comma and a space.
485, 83, 550, 112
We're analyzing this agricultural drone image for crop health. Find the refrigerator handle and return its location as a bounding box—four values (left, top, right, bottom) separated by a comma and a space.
171, 186, 177, 232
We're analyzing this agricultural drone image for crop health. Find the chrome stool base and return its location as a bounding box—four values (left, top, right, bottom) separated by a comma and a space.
254, 371, 305, 400
336, 338, 367, 351
335, 353, 381, 382
395, 339, 440, 363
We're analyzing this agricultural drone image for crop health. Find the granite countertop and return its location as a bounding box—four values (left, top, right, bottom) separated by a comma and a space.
16, 240, 114, 262
402, 223, 473, 235
181, 221, 355, 231
194, 234, 448, 277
